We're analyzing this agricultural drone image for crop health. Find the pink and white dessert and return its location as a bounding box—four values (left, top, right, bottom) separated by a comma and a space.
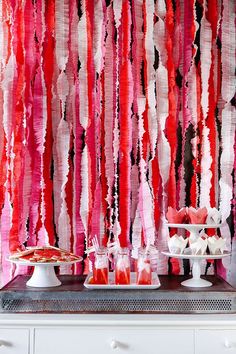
166, 207, 187, 224
187, 207, 208, 224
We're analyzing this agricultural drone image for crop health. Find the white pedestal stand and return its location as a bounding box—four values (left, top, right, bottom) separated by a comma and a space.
8, 258, 82, 287
181, 257, 211, 287
26, 264, 62, 287
164, 222, 229, 288
162, 251, 231, 288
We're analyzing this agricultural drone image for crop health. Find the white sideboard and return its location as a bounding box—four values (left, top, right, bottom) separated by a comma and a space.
0, 314, 236, 354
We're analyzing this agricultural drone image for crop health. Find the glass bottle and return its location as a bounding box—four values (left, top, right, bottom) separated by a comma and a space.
93, 247, 109, 284
115, 248, 130, 285
136, 249, 152, 285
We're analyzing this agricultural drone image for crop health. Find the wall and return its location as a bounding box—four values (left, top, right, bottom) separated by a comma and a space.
0, 0, 235, 284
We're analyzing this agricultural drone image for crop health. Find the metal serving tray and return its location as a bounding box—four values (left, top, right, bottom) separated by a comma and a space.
0, 275, 235, 314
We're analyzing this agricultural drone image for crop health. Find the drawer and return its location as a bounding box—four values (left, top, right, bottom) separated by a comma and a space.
0, 328, 29, 354
35, 327, 194, 354
196, 330, 236, 354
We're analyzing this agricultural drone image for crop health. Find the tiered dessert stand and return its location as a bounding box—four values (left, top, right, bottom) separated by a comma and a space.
162, 223, 231, 288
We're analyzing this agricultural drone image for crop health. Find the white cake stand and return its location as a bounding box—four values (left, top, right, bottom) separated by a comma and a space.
162, 251, 231, 287
166, 223, 221, 241
8, 257, 82, 287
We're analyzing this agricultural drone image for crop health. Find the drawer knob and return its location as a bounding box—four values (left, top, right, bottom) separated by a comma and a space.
224, 339, 232, 349
110, 339, 118, 349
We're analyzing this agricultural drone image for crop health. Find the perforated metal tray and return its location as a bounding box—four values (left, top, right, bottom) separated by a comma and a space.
0, 275, 235, 314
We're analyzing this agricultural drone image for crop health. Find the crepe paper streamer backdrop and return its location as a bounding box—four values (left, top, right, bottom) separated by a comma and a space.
0, 0, 235, 285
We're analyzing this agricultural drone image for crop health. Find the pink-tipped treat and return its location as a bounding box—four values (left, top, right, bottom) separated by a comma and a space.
166, 207, 186, 224
187, 207, 208, 224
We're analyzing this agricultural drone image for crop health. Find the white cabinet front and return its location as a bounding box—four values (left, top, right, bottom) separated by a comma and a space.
196, 330, 236, 354
0, 328, 29, 354
34, 327, 194, 354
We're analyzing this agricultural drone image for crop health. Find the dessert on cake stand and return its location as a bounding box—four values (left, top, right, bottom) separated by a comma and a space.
162, 250, 230, 287
163, 223, 231, 288
166, 223, 221, 241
